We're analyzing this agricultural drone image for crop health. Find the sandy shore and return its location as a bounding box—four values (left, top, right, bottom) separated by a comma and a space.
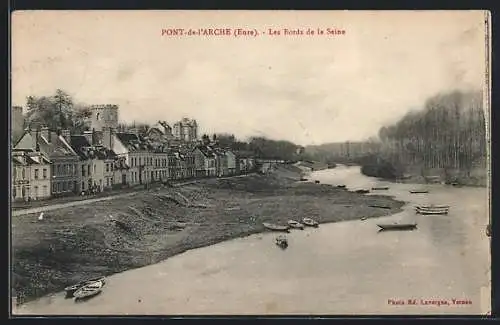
12, 165, 405, 306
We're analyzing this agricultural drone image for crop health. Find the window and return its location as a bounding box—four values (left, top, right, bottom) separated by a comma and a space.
106, 178, 110, 187
22, 168, 25, 179
139, 157, 142, 165
111, 164, 114, 171
82, 166, 86, 177
13, 187, 17, 198
81, 182, 85, 191
63, 182, 67, 191
106, 164, 109, 172
34, 186, 38, 197
94, 164, 96, 173
34, 169, 39, 179
43, 185, 47, 196
88, 165, 91, 176
43, 168, 47, 179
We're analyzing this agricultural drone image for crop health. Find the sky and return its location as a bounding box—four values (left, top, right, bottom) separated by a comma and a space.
11, 10, 488, 146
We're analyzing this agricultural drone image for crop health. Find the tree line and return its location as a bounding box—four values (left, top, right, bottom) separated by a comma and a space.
17, 89, 304, 162
376, 90, 487, 176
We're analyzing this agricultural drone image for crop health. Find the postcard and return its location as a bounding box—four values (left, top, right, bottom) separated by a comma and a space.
10, 10, 491, 316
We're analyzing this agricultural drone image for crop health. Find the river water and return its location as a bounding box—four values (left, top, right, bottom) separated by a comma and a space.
14, 165, 491, 315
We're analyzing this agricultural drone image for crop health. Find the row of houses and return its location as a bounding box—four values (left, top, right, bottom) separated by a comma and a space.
11, 126, 257, 202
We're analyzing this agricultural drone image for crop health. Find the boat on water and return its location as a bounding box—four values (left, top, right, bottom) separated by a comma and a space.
65, 277, 106, 298
287, 220, 305, 230
275, 235, 288, 249
415, 207, 449, 215
417, 204, 450, 209
377, 223, 417, 231
409, 190, 429, 194
73, 280, 104, 300
337, 185, 346, 188
371, 186, 389, 190
355, 189, 370, 194
263, 222, 290, 232
314, 180, 320, 184
369, 204, 391, 209
302, 217, 319, 227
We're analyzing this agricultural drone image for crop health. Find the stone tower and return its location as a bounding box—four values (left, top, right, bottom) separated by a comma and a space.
89, 104, 119, 131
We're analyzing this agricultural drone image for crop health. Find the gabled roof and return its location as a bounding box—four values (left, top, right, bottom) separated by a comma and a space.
195, 145, 217, 159
70, 135, 117, 160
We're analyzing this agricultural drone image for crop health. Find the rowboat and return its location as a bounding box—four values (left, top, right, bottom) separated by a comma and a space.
73, 280, 104, 300
355, 189, 370, 194
302, 217, 319, 227
417, 204, 450, 209
65, 277, 106, 298
337, 185, 346, 189
275, 235, 288, 249
263, 222, 290, 232
415, 207, 449, 215
409, 190, 429, 194
287, 220, 305, 230
377, 223, 417, 231
369, 204, 391, 209
371, 186, 389, 190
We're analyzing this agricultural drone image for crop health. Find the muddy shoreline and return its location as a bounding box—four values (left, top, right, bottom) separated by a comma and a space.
12, 166, 405, 305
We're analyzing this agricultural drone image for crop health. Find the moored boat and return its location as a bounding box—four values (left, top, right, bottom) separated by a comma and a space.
377, 223, 417, 231
73, 280, 104, 300
409, 190, 429, 194
337, 185, 346, 188
263, 222, 290, 232
302, 217, 319, 227
369, 204, 391, 209
415, 207, 449, 215
355, 189, 370, 194
65, 277, 106, 298
287, 220, 305, 230
371, 186, 389, 190
275, 235, 288, 249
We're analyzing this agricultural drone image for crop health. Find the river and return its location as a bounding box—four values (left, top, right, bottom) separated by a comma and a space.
13, 165, 491, 315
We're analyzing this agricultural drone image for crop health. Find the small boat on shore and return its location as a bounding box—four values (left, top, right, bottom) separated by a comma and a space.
337, 185, 346, 189
288, 220, 304, 230
263, 222, 290, 232
377, 223, 417, 231
275, 235, 288, 249
371, 186, 389, 190
409, 190, 429, 194
314, 180, 320, 184
73, 280, 104, 300
302, 217, 319, 227
355, 189, 370, 194
65, 277, 106, 298
360, 216, 368, 221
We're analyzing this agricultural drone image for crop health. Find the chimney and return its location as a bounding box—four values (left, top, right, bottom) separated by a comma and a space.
103, 127, 114, 149
83, 130, 93, 145
40, 126, 50, 142
61, 129, 71, 144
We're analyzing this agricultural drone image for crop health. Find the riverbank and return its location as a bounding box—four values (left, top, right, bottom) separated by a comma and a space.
12, 165, 405, 306
359, 158, 487, 187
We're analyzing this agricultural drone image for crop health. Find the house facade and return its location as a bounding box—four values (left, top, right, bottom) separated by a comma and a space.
193, 146, 217, 177
14, 127, 80, 197
11, 150, 51, 202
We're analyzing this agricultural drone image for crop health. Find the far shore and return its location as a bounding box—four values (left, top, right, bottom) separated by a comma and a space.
12, 165, 405, 305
